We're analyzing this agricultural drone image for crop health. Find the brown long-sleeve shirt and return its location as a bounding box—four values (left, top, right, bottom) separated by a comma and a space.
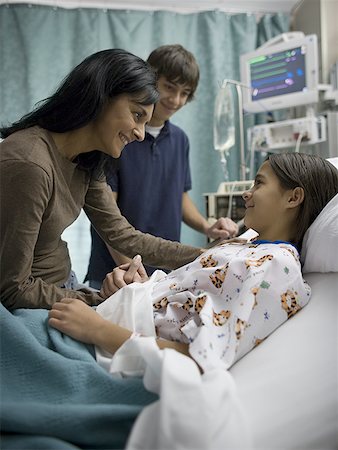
0, 127, 201, 309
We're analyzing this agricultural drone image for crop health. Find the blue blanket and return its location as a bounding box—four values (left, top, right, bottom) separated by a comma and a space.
0, 304, 157, 449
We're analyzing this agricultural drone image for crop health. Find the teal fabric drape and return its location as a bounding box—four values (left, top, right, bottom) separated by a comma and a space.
0, 5, 289, 247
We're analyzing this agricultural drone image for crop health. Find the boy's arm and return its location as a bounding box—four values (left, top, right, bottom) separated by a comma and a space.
182, 192, 238, 239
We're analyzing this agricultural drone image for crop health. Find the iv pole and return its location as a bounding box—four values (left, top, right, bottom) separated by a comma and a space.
221, 79, 248, 181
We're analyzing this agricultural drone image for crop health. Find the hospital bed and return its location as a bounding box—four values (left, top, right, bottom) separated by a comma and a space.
231, 271, 337, 449
125, 191, 337, 450
1, 194, 337, 449
229, 191, 338, 450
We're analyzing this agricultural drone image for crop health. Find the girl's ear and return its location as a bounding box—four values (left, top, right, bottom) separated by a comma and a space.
286, 186, 304, 209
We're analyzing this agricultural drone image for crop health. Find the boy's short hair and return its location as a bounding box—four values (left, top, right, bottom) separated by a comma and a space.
147, 44, 200, 101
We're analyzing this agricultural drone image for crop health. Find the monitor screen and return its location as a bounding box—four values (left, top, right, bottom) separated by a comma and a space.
240, 34, 319, 113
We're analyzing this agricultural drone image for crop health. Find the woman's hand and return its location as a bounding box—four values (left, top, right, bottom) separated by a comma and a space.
100, 254, 149, 298
48, 298, 105, 344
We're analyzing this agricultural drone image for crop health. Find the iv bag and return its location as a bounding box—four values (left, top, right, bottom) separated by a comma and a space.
213, 84, 235, 153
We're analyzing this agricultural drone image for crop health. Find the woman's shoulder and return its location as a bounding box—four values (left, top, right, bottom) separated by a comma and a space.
1, 126, 61, 173
1, 126, 48, 156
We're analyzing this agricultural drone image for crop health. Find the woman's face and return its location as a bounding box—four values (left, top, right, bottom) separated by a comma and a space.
242, 161, 291, 239
92, 94, 154, 158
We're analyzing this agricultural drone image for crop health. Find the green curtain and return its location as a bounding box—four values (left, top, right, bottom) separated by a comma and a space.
0, 4, 289, 247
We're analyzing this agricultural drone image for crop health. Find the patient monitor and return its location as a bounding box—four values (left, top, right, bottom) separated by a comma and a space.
207, 32, 327, 230
240, 32, 319, 113
240, 32, 328, 177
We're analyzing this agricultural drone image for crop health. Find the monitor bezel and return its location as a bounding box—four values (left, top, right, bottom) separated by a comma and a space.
240, 34, 319, 114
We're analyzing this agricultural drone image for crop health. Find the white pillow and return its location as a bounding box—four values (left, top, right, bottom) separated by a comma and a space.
301, 193, 338, 273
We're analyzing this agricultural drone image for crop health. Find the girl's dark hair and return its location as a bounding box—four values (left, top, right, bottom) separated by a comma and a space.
0, 49, 159, 179
147, 44, 199, 102
268, 152, 338, 250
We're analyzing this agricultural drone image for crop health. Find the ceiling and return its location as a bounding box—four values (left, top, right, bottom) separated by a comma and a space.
1, 0, 304, 13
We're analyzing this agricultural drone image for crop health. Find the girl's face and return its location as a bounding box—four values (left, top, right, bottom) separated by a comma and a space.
242, 161, 291, 240
92, 94, 154, 158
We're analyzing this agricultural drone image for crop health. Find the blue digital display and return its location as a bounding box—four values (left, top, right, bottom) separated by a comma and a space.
249, 46, 307, 102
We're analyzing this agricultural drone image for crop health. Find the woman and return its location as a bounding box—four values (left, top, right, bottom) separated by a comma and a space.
48, 153, 338, 372
0, 49, 203, 310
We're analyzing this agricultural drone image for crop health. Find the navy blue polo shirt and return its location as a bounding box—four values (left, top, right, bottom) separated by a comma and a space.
85, 121, 192, 283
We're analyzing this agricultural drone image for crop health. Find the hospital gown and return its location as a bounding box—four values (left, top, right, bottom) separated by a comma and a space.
96, 240, 311, 374
93, 239, 311, 450
151, 240, 311, 372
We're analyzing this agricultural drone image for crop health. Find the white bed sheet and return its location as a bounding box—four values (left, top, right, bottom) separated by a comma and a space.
230, 272, 338, 449
96, 269, 337, 449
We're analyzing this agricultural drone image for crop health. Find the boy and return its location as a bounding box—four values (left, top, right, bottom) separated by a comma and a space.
85, 44, 238, 288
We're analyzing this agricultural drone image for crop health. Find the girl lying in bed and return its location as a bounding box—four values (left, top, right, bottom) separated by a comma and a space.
49, 153, 338, 372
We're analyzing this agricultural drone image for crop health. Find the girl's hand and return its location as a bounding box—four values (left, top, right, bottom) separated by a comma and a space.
48, 298, 105, 344
100, 254, 149, 298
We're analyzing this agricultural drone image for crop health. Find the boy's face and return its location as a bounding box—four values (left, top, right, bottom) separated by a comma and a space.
150, 76, 192, 126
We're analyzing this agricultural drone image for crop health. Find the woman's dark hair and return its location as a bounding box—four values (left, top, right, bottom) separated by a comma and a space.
147, 44, 199, 102
0, 49, 159, 179
268, 152, 338, 250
